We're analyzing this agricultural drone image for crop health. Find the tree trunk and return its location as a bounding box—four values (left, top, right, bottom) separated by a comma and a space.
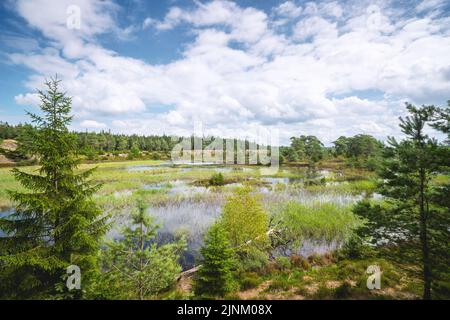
419, 168, 431, 300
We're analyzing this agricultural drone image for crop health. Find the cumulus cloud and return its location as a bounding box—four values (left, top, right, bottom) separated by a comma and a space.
80, 120, 107, 129
274, 1, 302, 19
15, 93, 41, 107
6, 0, 450, 145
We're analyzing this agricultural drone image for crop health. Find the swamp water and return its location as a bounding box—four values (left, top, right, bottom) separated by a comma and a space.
0, 165, 364, 269
110, 165, 363, 268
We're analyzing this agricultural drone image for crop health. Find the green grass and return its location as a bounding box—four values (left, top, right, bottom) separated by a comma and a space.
305, 179, 377, 195
0, 167, 29, 208
432, 174, 450, 186
274, 202, 362, 242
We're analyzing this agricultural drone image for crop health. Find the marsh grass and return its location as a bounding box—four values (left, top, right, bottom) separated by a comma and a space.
305, 179, 377, 195
274, 202, 362, 243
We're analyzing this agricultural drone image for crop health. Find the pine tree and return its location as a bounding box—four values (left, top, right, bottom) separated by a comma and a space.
194, 223, 236, 298
0, 77, 108, 299
95, 200, 186, 300
353, 103, 449, 300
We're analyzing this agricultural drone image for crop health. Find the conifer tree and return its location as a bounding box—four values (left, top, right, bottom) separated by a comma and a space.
96, 200, 186, 300
353, 103, 449, 300
194, 223, 236, 298
0, 77, 108, 299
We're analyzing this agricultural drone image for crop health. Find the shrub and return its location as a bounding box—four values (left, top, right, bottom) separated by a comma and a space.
275, 256, 292, 271
341, 235, 374, 259
308, 253, 326, 266
220, 188, 270, 270
290, 255, 311, 270
314, 285, 335, 299
209, 172, 225, 186
268, 278, 290, 292
334, 281, 353, 299
239, 272, 262, 290
237, 248, 269, 272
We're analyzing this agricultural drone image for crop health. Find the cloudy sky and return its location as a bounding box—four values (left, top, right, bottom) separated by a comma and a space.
0, 0, 449, 145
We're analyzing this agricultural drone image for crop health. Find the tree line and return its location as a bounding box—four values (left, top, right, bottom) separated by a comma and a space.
2, 120, 384, 168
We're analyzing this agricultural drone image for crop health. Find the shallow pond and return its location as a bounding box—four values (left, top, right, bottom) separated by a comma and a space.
0, 208, 15, 237
1, 164, 369, 270
111, 177, 363, 268
126, 163, 255, 173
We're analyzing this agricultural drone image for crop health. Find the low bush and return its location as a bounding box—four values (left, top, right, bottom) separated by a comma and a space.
334, 281, 353, 299
209, 172, 225, 186
238, 272, 262, 290
290, 255, 311, 270
275, 256, 291, 271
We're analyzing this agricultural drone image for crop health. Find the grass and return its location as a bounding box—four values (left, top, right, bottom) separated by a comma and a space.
0, 166, 30, 208
305, 179, 378, 195
274, 202, 362, 242
433, 173, 450, 185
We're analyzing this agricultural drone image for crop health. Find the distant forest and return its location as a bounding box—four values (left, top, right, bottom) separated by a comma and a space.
0, 121, 383, 168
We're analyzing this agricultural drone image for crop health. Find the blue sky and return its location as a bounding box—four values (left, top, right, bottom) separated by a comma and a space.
0, 0, 449, 144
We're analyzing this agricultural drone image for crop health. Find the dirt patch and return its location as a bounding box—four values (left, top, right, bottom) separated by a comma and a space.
0, 139, 17, 151
0, 154, 14, 164
325, 280, 341, 289
304, 283, 319, 295
374, 287, 418, 300
302, 276, 313, 282
238, 280, 272, 300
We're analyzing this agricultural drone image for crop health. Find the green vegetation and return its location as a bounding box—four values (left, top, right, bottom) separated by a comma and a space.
209, 172, 225, 186
274, 202, 361, 243
286, 135, 325, 164
0, 78, 108, 299
91, 200, 185, 299
194, 223, 236, 298
220, 188, 270, 271
333, 134, 384, 170
0, 80, 448, 301
352, 103, 450, 300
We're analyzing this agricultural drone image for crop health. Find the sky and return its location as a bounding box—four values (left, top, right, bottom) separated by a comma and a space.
0, 0, 449, 145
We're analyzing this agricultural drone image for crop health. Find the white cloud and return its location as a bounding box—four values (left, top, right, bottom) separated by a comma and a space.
14, 93, 41, 107
7, 0, 450, 145
274, 1, 302, 19
80, 120, 107, 129
142, 17, 155, 29
293, 16, 338, 41
321, 1, 343, 18
416, 0, 447, 13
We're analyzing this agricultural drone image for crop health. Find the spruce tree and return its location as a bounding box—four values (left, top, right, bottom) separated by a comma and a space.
0, 77, 108, 299
95, 200, 186, 300
194, 223, 236, 298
